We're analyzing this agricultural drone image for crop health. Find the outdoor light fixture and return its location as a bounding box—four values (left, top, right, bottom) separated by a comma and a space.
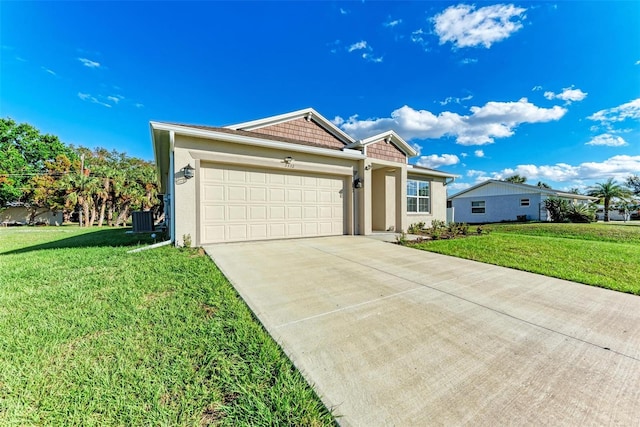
354, 178, 363, 188
284, 156, 294, 164
364, 164, 372, 171
183, 163, 195, 179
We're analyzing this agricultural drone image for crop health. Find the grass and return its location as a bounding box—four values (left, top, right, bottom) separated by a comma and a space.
411, 222, 640, 295
0, 226, 335, 426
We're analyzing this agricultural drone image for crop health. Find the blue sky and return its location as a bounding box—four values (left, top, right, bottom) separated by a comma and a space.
1, 1, 638, 194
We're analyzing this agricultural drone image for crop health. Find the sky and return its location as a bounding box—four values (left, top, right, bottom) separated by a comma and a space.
1, 1, 639, 194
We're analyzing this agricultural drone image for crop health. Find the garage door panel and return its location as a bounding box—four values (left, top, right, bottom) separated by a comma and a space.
204, 205, 225, 221
228, 186, 246, 201
287, 189, 302, 202
269, 206, 285, 219
269, 223, 286, 238
249, 187, 267, 202
228, 224, 248, 240
270, 188, 285, 202
227, 170, 246, 183
201, 163, 346, 243
287, 206, 302, 219
250, 206, 267, 220
287, 223, 302, 236
228, 206, 246, 220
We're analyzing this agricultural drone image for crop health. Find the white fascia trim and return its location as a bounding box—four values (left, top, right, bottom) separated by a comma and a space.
407, 165, 457, 179
348, 130, 418, 158
224, 108, 356, 145
150, 122, 366, 161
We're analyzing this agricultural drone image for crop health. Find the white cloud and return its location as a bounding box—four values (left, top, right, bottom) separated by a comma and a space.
460, 57, 478, 65
107, 95, 124, 104
543, 86, 587, 103
447, 182, 471, 192
588, 98, 640, 123
433, 3, 527, 48
586, 133, 628, 147
340, 8, 349, 15
362, 53, 383, 63
410, 28, 430, 51
635, 60, 640, 65
440, 94, 473, 105
78, 57, 101, 68
384, 18, 402, 28
134, 103, 144, 108
460, 152, 468, 158
474, 155, 640, 183
348, 41, 368, 52
77, 92, 111, 108
532, 85, 543, 91
474, 149, 485, 158
337, 98, 565, 145
416, 154, 460, 168
41, 67, 57, 76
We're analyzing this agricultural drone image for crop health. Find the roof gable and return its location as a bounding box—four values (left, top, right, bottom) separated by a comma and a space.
346, 130, 418, 158
450, 180, 597, 200
226, 107, 355, 146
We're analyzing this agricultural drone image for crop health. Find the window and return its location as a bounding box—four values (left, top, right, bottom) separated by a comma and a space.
407, 179, 430, 213
471, 200, 485, 214
520, 198, 530, 207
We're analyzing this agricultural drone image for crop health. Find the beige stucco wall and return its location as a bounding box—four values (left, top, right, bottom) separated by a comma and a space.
172, 134, 359, 246
1, 207, 61, 225
404, 175, 449, 229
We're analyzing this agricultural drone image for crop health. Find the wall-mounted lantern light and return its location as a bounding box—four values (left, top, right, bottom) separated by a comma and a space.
284, 156, 294, 164
354, 178, 363, 188
364, 164, 372, 171
183, 163, 195, 179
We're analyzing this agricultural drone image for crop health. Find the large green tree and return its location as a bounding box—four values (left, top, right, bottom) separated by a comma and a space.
0, 118, 77, 221
587, 178, 632, 222
627, 175, 640, 196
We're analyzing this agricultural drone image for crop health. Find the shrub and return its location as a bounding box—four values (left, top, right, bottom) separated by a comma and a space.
407, 222, 425, 234
567, 203, 596, 223
544, 197, 570, 222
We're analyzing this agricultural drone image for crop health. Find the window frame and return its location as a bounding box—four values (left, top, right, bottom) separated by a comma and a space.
471, 200, 485, 214
407, 179, 431, 214
520, 198, 530, 207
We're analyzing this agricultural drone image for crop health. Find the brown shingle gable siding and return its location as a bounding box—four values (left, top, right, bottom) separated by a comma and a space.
250, 118, 346, 149
160, 122, 343, 151
367, 140, 406, 163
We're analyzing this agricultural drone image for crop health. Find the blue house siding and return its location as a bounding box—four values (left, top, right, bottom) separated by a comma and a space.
453, 194, 544, 224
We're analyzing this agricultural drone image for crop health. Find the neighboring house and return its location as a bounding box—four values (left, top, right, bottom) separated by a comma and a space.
151, 108, 455, 246
448, 180, 597, 224
1, 203, 61, 226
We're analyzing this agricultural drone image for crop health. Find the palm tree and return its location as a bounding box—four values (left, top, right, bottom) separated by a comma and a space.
587, 178, 631, 222
504, 174, 527, 184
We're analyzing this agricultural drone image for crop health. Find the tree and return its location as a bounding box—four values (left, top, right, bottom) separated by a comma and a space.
504, 174, 527, 184
587, 178, 632, 222
537, 181, 551, 189
0, 118, 77, 222
627, 175, 640, 196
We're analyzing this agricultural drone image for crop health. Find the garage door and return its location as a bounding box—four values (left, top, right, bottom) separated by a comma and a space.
200, 163, 346, 243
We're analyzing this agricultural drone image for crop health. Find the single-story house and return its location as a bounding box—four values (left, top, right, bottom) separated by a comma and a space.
448, 180, 597, 224
1, 203, 61, 226
151, 108, 456, 246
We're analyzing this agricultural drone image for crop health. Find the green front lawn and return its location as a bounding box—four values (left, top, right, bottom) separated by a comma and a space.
0, 226, 334, 426
411, 222, 640, 295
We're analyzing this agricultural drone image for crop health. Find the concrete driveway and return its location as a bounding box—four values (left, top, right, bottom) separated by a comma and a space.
205, 236, 640, 426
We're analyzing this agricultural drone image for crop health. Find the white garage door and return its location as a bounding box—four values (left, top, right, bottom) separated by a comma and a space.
200, 163, 346, 243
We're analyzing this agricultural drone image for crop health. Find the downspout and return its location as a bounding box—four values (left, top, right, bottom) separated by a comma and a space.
169, 130, 176, 245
